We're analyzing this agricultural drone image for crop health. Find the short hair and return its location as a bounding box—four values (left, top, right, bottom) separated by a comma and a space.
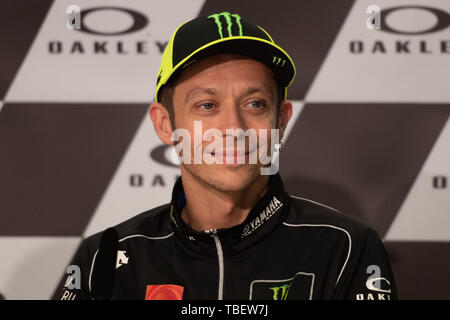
159, 76, 178, 128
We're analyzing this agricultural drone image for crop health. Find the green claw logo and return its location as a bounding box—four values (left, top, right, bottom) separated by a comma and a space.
273, 56, 286, 67
208, 12, 243, 38
269, 283, 291, 300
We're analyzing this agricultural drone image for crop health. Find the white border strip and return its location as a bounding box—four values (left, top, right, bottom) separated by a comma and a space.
290, 195, 341, 213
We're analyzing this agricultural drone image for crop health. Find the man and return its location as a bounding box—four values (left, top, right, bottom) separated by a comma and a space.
58, 12, 397, 300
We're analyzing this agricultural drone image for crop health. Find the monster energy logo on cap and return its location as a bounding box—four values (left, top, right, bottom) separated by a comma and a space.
208, 12, 243, 39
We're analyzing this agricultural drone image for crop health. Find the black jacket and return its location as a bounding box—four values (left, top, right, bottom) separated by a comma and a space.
58, 173, 397, 300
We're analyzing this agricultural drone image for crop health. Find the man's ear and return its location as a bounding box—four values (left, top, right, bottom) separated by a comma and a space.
149, 102, 174, 145
278, 100, 293, 140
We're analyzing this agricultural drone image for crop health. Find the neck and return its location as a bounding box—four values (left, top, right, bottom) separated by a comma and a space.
180, 168, 269, 232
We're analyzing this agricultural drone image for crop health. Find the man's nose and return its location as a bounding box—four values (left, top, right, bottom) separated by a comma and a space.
218, 101, 247, 133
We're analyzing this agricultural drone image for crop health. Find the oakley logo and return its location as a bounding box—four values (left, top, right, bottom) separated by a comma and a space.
273, 56, 286, 67
208, 12, 243, 38
76, 7, 149, 36
366, 277, 391, 294
380, 6, 450, 35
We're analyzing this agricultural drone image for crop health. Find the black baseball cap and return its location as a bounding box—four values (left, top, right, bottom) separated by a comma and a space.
155, 11, 296, 102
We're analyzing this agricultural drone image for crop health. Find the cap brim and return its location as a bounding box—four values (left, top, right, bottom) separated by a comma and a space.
158, 36, 295, 101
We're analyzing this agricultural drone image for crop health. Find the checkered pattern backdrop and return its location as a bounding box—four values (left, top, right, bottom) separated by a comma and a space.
1, 0, 449, 299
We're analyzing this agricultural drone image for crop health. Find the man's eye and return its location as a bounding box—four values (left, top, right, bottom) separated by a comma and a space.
201, 103, 214, 110
249, 101, 263, 108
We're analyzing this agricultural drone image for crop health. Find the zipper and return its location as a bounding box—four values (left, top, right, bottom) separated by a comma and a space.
206, 229, 224, 300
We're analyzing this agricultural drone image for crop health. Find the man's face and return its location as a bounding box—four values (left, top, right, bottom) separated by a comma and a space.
169, 53, 287, 192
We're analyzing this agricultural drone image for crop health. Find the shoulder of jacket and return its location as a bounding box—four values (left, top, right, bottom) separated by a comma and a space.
285, 195, 374, 241
82, 203, 172, 250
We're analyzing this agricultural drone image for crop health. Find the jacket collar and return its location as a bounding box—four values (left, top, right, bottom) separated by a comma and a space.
169, 173, 292, 256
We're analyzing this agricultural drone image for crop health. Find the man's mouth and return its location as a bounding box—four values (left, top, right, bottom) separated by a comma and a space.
207, 148, 257, 165
210, 150, 250, 156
